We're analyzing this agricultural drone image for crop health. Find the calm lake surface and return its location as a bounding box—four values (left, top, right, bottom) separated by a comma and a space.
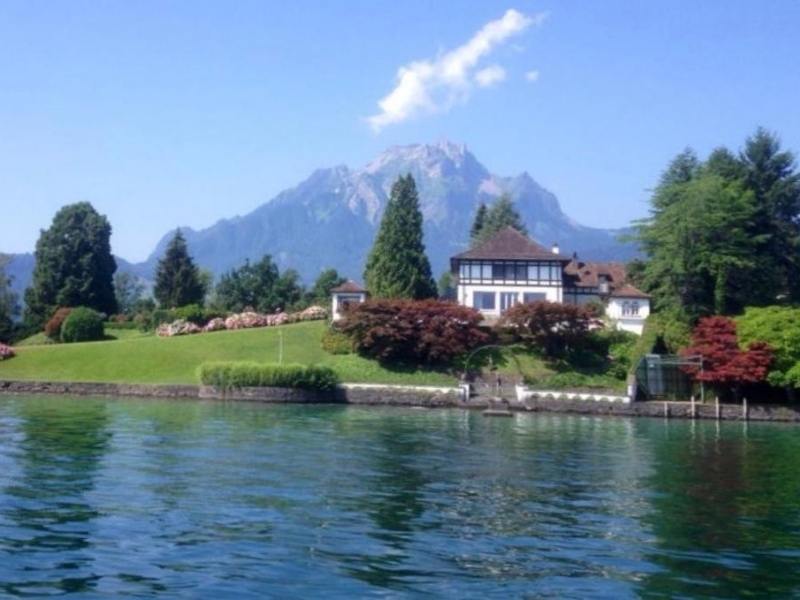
1, 397, 799, 598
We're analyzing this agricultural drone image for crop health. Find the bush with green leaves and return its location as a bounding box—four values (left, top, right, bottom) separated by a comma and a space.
737, 306, 800, 389
198, 362, 339, 391
61, 307, 105, 343
321, 328, 354, 355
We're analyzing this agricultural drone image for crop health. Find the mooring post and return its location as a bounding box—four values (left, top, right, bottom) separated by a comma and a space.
715, 396, 720, 420
690, 395, 696, 419
664, 401, 669, 419
743, 397, 748, 421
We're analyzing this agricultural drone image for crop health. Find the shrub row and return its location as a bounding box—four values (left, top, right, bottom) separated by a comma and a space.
198, 362, 339, 391
336, 299, 490, 365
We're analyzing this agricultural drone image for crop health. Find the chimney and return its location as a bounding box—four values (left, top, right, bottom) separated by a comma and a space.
551, 242, 560, 255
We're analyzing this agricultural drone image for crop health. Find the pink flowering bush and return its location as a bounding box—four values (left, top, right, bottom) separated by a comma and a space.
0, 344, 15, 361
156, 306, 328, 337
156, 319, 202, 337
203, 317, 227, 332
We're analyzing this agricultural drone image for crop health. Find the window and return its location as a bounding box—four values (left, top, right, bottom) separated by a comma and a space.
523, 292, 546, 304
622, 301, 631, 316
459, 263, 468, 278
473, 291, 496, 310
514, 263, 527, 281
491, 263, 506, 280
551, 265, 562, 282
500, 292, 518, 312
631, 301, 640, 316
481, 263, 492, 280
469, 263, 482, 279
528, 264, 539, 281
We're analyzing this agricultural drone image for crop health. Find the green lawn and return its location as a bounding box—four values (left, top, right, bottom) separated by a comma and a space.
0, 320, 455, 386
17, 328, 151, 346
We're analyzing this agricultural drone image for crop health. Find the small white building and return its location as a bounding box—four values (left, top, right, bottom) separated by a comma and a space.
451, 227, 651, 335
330, 280, 368, 321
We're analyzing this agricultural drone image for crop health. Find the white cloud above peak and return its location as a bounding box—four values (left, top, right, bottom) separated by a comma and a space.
367, 9, 546, 132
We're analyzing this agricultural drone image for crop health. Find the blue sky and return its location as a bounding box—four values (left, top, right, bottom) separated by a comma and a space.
1, 0, 799, 261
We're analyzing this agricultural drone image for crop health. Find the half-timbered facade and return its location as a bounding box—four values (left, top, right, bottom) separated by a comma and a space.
450, 227, 651, 334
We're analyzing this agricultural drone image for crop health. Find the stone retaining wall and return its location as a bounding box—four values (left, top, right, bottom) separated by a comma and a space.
1, 379, 799, 422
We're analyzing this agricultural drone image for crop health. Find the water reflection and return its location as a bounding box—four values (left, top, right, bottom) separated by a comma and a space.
638, 420, 800, 598
0, 398, 110, 596
0, 397, 798, 597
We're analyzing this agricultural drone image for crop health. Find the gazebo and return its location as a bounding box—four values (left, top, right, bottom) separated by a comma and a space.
330, 280, 368, 321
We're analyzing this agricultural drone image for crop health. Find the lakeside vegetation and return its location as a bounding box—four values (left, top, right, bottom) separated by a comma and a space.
0, 129, 798, 400
0, 321, 455, 386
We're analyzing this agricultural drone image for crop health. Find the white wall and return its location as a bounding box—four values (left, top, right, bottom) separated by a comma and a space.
458, 283, 562, 318
331, 292, 367, 321
607, 297, 650, 335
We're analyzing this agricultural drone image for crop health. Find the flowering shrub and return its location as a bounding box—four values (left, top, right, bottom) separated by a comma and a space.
203, 317, 227, 332
0, 343, 15, 361
296, 305, 328, 321
337, 299, 490, 365
156, 306, 327, 337
156, 319, 202, 337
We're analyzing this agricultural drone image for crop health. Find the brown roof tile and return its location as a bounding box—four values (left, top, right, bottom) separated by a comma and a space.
452, 227, 567, 262
331, 280, 367, 294
610, 284, 651, 299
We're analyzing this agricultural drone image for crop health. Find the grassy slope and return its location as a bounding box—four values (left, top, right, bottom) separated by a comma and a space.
0, 321, 455, 386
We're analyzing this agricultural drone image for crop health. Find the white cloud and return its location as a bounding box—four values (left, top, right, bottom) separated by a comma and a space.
525, 69, 540, 82
367, 9, 546, 132
475, 65, 506, 88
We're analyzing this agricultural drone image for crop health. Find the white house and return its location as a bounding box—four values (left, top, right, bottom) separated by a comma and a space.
330, 280, 368, 321
450, 227, 651, 335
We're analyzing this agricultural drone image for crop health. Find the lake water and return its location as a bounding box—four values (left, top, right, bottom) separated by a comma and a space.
0, 397, 799, 598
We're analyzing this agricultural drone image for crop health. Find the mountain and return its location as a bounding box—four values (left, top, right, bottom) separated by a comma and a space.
140, 141, 636, 281
3, 141, 637, 301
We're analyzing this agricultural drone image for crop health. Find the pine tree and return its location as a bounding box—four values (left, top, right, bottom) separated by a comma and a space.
470, 203, 488, 245
24, 202, 118, 329
154, 230, 205, 308
740, 128, 800, 302
364, 174, 437, 299
475, 194, 527, 243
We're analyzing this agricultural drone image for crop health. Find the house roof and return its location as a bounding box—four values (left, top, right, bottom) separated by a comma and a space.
610, 284, 651, 299
330, 280, 367, 294
564, 259, 628, 288
564, 259, 650, 298
451, 227, 567, 262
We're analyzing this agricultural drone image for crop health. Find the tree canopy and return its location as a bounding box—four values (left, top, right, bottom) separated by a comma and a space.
634, 129, 800, 320
0, 256, 19, 343
24, 202, 118, 329
153, 230, 205, 308
307, 268, 346, 304
364, 174, 437, 299
213, 255, 304, 313
471, 193, 527, 244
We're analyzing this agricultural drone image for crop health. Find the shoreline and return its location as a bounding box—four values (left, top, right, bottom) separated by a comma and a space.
1, 379, 799, 422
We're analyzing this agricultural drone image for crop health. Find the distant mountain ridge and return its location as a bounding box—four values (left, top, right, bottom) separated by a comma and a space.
4, 141, 637, 301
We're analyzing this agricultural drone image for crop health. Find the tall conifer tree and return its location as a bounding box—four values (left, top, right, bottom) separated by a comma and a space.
364, 174, 436, 299
154, 230, 205, 308
24, 202, 117, 328
470, 203, 488, 245
473, 194, 527, 244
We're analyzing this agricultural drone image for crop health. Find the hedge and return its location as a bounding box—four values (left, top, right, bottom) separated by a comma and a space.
61, 307, 105, 343
198, 362, 339, 391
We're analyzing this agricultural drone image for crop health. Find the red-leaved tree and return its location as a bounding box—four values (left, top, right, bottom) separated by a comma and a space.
337, 299, 491, 365
681, 316, 773, 392
499, 300, 595, 357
